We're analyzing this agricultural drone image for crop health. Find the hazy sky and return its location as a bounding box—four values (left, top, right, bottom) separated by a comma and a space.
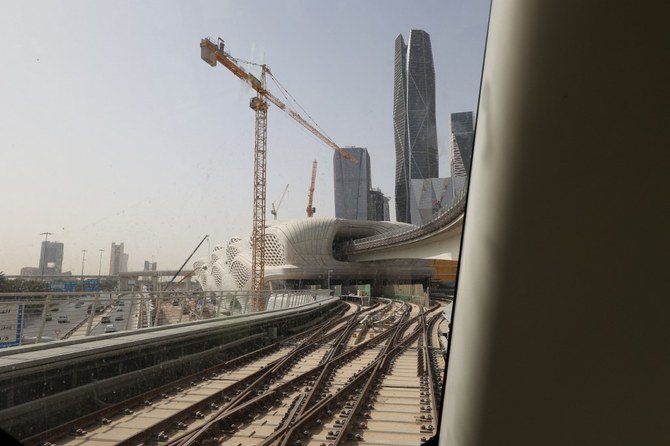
0, 0, 489, 275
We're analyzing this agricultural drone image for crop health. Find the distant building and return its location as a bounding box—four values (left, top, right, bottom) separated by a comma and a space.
450, 111, 475, 196
394, 30, 439, 224
38, 241, 64, 275
20, 266, 40, 276
109, 243, 128, 275
409, 178, 454, 226
368, 189, 390, 221
334, 147, 371, 220
143, 261, 157, 271
334, 147, 390, 222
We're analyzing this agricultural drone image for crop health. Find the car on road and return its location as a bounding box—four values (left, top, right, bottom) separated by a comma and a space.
104, 324, 116, 333
115, 314, 124, 321
101, 316, 111, 324
57, 315, 69, 323
74, 301, 83, 308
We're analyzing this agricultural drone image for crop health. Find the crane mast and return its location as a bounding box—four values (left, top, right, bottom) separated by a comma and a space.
307, 160, 318, 217
249, 71, 268, 310
200, 37, 356, 310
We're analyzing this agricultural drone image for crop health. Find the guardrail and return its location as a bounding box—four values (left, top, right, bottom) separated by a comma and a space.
339, 186, 467, 253
0, 289, 331, 349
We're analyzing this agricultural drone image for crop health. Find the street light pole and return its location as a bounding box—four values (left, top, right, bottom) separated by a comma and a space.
98, 249, 104, 290
327, 269, 334, 290
39, 231, 53, 282
98, 249, 104, 279
81, 250, 87, 290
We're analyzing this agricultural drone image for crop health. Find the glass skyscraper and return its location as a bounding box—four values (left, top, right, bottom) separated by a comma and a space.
333, 147, 371, 220
450, 111, 475, 196
393, 30, 438, 224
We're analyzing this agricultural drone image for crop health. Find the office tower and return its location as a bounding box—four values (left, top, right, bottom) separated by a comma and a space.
367, 189, 390, 221
109, 242, 127, 275
38, 241, 64, 275
394, 29, 439, 223
143, 261, 157, 271
334, 147, 371, 220
450, 111, 475, 195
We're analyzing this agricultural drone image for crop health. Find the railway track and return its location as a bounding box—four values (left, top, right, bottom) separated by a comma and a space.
28, 300, 447, 446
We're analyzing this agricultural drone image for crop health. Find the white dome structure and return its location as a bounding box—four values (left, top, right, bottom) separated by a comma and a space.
194, 217, 429, 292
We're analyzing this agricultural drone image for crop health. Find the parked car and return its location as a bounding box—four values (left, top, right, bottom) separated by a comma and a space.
101, 316, 111, 324
57, 315, 69, 323
115, 314, 124, 321
45, 314, 52, 321
104, 324, 116, 333
118, 300, 125, 306
116, 308, 124, 312
74, 301, 83, 308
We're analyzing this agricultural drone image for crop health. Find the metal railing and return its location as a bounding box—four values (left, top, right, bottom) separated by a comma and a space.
339, 186, 468, 253
0, 289, 332, 349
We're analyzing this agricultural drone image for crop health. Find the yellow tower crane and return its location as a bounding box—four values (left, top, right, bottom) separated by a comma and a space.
200, 37, 357, 311
306, 160, 318, 217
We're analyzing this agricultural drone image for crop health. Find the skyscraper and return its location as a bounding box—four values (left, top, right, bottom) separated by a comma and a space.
143, 261, 157, 271
450, 111, 475, 196
334, 147, 371, 220
109, 242, 127, 275
367, 188, 390, 221
394, 30, 439, 223
38, 241, 64, 275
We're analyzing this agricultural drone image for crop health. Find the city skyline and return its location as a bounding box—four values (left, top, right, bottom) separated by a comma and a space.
0, 1, 489, 274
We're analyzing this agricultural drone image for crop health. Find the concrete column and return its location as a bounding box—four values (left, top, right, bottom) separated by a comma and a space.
440, 2, 668, 445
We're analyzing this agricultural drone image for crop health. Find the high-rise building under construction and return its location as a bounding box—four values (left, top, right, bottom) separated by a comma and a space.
109, 242, 128, 275
393, 29, 438, 223
38, 241, 64, 275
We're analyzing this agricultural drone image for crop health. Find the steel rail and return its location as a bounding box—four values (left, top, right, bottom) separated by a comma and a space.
173, 305, 366, 446
262, 305, 417, 446
280, 308, 427, 446
24, 304, 349, 446
115, 306, 353, 446
328, 309, 444, 445
21, 333, 266, 446
171, 304, 414, 446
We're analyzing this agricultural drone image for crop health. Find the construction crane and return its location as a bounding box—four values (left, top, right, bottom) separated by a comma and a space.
200, 37, 357, 311
306, 160, 318, 217
271, 184, 289, 220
